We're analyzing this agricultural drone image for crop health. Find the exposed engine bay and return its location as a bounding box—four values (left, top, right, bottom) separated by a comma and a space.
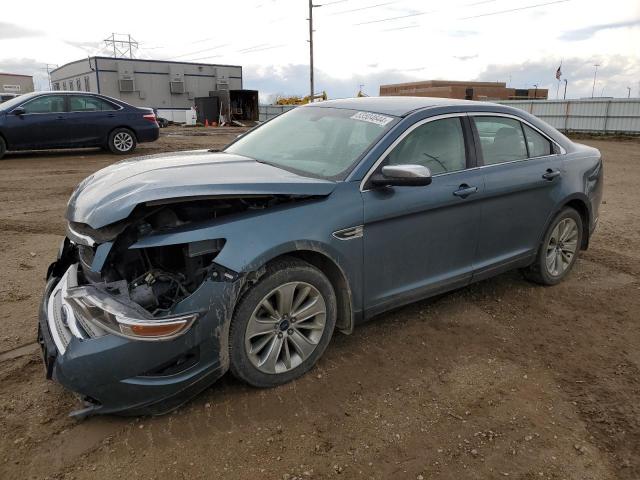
70, 195, 303, 316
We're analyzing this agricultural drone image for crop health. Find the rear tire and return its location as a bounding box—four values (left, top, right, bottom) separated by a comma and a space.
107, 128, 137, 154
0, 136, 6, 160
229, 257, 337, 388
523, 207, 583, 285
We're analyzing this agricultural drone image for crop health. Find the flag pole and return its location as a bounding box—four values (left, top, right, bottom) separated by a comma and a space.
556, 59, 563, 99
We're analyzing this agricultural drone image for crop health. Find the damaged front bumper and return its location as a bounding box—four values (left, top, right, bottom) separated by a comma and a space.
38, 256, 240, 417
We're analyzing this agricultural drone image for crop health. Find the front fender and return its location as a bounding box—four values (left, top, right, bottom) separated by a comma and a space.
131, 182, 364, 312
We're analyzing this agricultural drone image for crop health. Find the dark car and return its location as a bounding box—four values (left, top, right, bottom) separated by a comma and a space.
38, 97, 603, 417
0, 91, 159, 159
153, 108, 170, 128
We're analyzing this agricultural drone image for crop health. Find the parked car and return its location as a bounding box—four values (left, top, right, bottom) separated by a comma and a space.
0, 92, 159, 159
153, 108, 170, 128
38, 97, 603, 416
0, 92, 20, 103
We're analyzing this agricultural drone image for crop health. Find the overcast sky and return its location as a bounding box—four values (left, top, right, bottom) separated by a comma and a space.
1, 0, 638, 100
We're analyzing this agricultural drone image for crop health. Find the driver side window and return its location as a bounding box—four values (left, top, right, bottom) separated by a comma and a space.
387, 117, 466, 175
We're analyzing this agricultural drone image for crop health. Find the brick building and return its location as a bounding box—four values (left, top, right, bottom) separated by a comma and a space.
379, 80, 547, 100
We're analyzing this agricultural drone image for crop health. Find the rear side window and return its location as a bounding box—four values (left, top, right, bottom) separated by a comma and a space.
21, 95, 66, 114
474, 117, 527, 165
522, 123, 552, 157
387, 117, 466, 175
69, 95, 117, 112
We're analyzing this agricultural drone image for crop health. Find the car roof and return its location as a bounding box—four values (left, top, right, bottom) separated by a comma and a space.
306, 96, 496, 117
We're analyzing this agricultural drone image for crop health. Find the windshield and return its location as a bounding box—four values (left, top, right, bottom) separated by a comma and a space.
225, 106, 397, 180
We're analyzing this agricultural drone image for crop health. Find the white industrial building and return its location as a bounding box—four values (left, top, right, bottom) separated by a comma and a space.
50, 57, 243, 112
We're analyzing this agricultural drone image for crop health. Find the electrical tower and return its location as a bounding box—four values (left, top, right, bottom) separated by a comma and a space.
104, 33, 139, 59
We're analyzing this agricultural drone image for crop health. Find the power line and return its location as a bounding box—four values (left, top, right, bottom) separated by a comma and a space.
355, 11, 429, 25
464, 0, 497, 6
382, 24, 420, 31
330, 1, 402, 15
169, 44, 229, 60
460, 0, 570, 20
237, 43, 270, 53
316, 0, 350, 5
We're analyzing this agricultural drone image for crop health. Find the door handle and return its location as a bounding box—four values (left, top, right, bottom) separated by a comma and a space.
453, 184, 478, 199
56, 115, 65, 120
542, 169, 561, 181
107, 113, 115, 117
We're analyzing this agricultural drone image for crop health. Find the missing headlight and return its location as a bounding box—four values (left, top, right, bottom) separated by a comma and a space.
93, 239, 226, 317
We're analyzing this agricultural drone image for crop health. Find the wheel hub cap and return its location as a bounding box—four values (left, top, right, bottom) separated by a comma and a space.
278, 319, 290, 331
545, 217, 579, 277
245, 281, 327, 375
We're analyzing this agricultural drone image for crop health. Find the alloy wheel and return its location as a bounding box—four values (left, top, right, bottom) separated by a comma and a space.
545, 217, 579, 276
245, 281, 327, 374
113, 132, 133, 152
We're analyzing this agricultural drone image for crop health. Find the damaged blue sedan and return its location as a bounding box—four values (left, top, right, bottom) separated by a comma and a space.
38, 97, 603, 417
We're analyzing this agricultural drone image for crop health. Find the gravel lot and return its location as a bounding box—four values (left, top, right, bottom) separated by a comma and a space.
1, 128, 638, 479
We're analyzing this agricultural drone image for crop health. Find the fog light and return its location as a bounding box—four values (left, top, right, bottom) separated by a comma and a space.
65, 286, 199, 341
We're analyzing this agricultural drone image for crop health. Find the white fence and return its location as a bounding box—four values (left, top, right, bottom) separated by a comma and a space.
157, 108, 197, 125
259, 104, 297, 122
495, 99, 640, 134
259, 99, 640, 134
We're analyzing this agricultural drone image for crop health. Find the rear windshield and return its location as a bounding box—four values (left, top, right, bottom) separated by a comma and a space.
225, 106, 397, 180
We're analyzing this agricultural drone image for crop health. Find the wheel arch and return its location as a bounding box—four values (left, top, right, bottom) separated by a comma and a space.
563, 197, 590, 249
242, 248, 355, 335
539, 194, 591, 251
108, 125, 138, 142
0, 130, 8, 150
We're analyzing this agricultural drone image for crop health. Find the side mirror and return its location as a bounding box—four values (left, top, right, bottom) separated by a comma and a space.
370, 164, 432, 187
12, 107, 25, 115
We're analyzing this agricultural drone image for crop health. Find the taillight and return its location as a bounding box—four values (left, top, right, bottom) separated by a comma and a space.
143, 113, 157, 122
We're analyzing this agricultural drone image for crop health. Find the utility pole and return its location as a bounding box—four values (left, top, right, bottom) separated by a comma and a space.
43, 63, 58, 91
563, 79, 568, 100
591, 64, 600, 98
308, 1, 317, 100
533, 84, 538, 99
627, 86, 631, 98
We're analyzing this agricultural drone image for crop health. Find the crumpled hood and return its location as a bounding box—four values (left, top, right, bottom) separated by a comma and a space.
67, 150, 337, 229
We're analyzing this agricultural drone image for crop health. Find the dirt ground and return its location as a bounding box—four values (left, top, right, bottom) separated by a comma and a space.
0, 127, 638, 480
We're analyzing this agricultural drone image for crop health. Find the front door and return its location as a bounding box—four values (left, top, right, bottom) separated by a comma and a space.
361, 115, 483, 317
5, 95, 68, 149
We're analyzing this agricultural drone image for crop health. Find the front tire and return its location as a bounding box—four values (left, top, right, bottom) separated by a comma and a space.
229, 257, 337, 388
524, 207, 583, 285
107, 128, 137, 154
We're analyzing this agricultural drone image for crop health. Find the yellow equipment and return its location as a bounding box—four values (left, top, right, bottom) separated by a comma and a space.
275, 91, 327, 105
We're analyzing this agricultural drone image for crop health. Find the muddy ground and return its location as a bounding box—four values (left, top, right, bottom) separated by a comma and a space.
0, 127, 638, 479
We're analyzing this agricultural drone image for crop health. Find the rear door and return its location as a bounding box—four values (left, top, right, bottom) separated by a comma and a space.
66, 95, 121, 146
361, 114, 483, 316
4, 95, 68, 148
471, 114, 565, 278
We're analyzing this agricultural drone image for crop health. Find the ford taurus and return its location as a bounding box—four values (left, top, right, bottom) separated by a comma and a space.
38, 97, 603, 416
